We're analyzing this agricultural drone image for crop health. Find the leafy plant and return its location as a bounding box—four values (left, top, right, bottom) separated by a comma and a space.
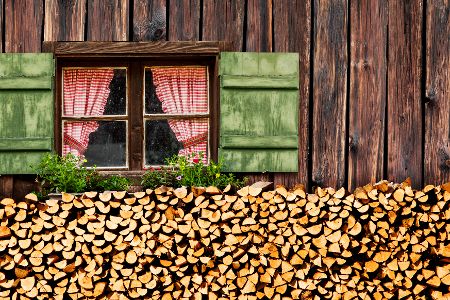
33, 153, 100, 194
141, 168, 178, 189
166, 152, 247, 189
98, 175, 131, 191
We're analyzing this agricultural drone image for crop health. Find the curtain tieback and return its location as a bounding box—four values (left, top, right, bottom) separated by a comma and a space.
181, 132, 208, 149
64, 133, 87, 155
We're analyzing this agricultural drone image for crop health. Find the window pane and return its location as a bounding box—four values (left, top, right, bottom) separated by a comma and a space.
63, 68, 126, 116
145, 119, 208, 166
145, 66, 208, 114
63, 121, 127, 168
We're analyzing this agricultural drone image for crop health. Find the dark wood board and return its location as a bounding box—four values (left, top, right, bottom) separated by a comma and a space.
168, 0, 200, 41
4, 0, 44, 52
312, 0, 348, 189
246, 0, 272, 52
133, 0, 167, 41
202, 0, 245, 51
387, 0, 423, 188
87, 0, 129, 41
273, 0, 311, 189
50, 41, 224, 55
44, 0, 86, 41
0, 0, 3, 52
348, 0, 387, 190
424, 0, 450, 184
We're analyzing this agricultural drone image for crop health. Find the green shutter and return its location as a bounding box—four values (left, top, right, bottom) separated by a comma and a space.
0, 54, 54, 174
219, 52, 299, 172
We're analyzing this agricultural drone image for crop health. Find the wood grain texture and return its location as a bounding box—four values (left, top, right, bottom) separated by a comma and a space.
51, 41, 224, 55
87, 0, 129, 41
133, 0, 166, 41
246, 0, 272, 51
168, 0, 200, 41
202, 0, 245, 51
273, 0, 311, 188
348, 0, 387, 191
4, 0, 44, 52
424, 0, 450, 184
312, 0, 348, 188
0, 0, 3, 52
44, 0, 86, 41
387, 0, 423, 187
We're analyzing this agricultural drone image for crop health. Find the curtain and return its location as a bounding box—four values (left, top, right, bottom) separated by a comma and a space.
63, 69, 114, 156
151, 67, 209, 162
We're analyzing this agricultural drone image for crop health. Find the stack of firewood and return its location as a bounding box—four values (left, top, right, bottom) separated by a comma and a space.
0, 180, 450, 299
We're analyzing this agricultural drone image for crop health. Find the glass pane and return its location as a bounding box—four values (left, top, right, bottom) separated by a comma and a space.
145, 66, 208, 114
63, 68, 126, 116
63, 121, 127, 167
145, 119, 209, 166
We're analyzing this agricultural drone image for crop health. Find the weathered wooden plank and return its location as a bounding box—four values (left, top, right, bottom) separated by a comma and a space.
0, 0, 3, 52
312, 0, 348, 188
133, 0, 166, 41
87, 0, 129, 41
273, 0, 311, 188
49, 41, 224, 55
425, 0, 450, 185
4, 0, 44, 52
246, 0, 272, 51
168, 0, 200, 41
44, 0, 86, 41
202, 0, 245, 51
348, 0, 387, 191
387, 0, 423, 187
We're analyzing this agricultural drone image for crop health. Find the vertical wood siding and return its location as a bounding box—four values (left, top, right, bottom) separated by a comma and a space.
1, 0, 449, 197
387, 0, 424, 188
425, 0, 450, 185
348, 0, 387, 191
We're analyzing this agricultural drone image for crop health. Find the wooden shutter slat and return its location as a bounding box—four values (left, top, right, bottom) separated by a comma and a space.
0, 77, 52, 89
220, 135, 298, 149
219, 52, 299, 172
221, 75, 299, 89
0, 138, 52, 151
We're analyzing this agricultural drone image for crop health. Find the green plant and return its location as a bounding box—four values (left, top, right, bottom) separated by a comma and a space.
33, 153, 100, 194
98, 175, 131, 191
141, 168, 178, 189
166, 152, 247, 189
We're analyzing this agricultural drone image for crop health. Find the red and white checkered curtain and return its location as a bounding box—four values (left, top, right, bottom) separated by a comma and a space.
151, 67, 208, 161
62, 69, 114, 156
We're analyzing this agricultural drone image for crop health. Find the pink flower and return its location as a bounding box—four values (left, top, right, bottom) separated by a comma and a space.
193, 158, 199, 164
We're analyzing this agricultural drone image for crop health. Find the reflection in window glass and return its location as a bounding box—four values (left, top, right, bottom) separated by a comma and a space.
63, 121, 127, 167
63, 68, 126, 116
145, 119, 208, 166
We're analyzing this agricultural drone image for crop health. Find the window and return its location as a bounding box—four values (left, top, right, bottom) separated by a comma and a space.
54, 44, 220, 172
0, 44, 299, 175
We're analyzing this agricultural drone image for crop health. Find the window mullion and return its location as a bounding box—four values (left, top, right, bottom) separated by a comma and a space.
128, 61, 144, 171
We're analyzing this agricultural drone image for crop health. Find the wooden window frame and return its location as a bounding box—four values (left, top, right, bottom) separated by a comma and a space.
43, 41, 229, 175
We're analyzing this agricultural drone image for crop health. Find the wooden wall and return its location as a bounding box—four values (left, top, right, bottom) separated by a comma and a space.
0, 0, 449, 197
